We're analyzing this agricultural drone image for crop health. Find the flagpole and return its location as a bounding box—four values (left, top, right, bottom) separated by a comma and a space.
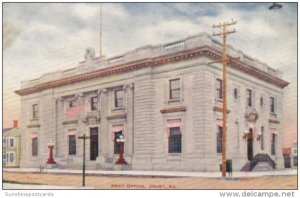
100, 3, 103, 57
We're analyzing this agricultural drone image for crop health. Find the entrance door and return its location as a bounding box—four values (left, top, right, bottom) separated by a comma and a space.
247, 129, 253, 161
90, 127, 99, 161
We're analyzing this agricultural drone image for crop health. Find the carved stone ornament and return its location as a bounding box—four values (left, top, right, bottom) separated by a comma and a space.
245, 107, 259, 122
83, 111, 100, 125
84, 47, 95, 62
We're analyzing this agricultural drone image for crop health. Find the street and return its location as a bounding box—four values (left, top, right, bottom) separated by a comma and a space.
3, 171, 297, 189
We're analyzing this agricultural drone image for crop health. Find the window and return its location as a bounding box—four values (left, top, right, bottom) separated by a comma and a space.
3, 139, 6, 147
168, 127, 182, 153
270, 97, 276, 114
9, 153, 14, 163
261, 126, 264, 150
234, 88, 238, 100
217, 126, 223, 153
216, 79, 223, 100
32, 104, 39, 119
246, 89, 252, 107
32, 137, 38, 156
260, 97, 264, 107
91, 96, 98, 111
235, 122, 239, 149
169, 79, 180, 100
115, 90, 124, 108
10, 138, 14, 147
271, 134, 276, 155
69, 99, 76, 108
114, 131, 123, 154
68, 135, 76, 155
3, 153, 6, 164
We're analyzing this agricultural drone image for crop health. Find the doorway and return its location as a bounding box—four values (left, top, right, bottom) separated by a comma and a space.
247, 128, 253, 161
90, 127, 99, 161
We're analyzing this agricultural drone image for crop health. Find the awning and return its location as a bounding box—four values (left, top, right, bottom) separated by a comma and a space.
216, 119, 223, 127
113, 124, 124, 133
270, 128, 278, 135
112, 124, 124, 140
166, 119, 182, 137
30, 132, 38, 138
67, 129, 76, 135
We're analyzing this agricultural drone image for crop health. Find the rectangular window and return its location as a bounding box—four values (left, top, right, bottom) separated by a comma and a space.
10, 138, 14, 147
169, 79, 180, 100
261, 126, 264, 150
217, 126, 223, 153
3, 153, 6, 164
68, 135, 76, 155
114, 131, 123, 154
32, 137, 38, 156
271, 134, 276, 155
32, 104, 39, 119
246, 89, 252, 107
91, 96, 98, 111
9, 153, 14, 163
69, 99, 76, 108
235, 122, 239, 150
168, 127, 182, 153
3, 139, 6, 147
270, 97, 276, 114
115, 90, 124, 108
216, 79, 223, 100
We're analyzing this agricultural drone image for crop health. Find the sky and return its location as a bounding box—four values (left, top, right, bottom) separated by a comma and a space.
2, 2, 297, 147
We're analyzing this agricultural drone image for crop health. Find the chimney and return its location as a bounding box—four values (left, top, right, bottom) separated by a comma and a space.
13, 120, 18, 128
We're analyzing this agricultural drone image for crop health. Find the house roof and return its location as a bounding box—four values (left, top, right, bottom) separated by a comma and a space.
3, 128, 13, 133
3, 128, 22, 138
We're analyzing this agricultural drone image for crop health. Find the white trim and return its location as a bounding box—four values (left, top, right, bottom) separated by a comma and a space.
6, 151, 16, 166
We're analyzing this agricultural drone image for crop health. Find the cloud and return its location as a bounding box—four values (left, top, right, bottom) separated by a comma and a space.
3, 3, 297, 147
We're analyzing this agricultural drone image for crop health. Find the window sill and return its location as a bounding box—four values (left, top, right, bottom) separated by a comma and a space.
30, 118, 39, 121
167, 154, 182, 162
112, 107, 125, 111
167, 99, 183, 104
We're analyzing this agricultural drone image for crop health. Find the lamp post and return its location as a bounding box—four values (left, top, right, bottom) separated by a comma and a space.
46, 140, 56, 164
78, 134, 90, 187
115, 135, 127, 165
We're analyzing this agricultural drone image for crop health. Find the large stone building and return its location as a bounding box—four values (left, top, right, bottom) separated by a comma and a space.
15, 32, 288, 171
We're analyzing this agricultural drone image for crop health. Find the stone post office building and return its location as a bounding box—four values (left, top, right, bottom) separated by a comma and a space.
15, 32, 288, 171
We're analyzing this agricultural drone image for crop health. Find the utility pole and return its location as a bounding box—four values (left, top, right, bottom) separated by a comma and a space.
78, 134, 90, 186
212, 19, 237, 178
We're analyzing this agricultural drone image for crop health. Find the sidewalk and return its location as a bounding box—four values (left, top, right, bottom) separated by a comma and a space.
4, 168, 297, 178
3, 183, 93, 189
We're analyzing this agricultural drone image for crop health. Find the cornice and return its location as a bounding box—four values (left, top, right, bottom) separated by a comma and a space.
106, 113, 127, 120
213, 106, 231, 114
160, 106, 187, 114
15, 45, 289, 96
62, 120, 78, 125
269, 119, 280, 124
